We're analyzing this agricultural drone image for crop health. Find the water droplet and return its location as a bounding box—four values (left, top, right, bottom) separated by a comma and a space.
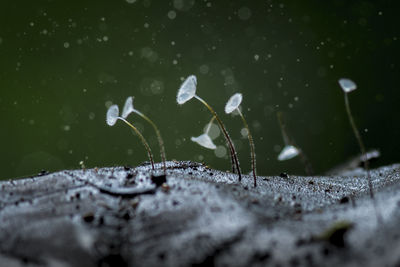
167, 10, 177, 19
240, 128, 248, 137
214, 146, 227, 158
238, 7, 252, 20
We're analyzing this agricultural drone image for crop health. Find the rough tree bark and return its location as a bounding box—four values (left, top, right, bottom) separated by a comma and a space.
0, 161, 400, 267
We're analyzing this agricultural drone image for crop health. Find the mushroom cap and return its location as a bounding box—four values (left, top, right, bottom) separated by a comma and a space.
277, 145, 300, 161
177, 75, 197, 104
225, 93, 243, 114
190, 133, 217, 150
122, 96, 135, 119
106, 104, 119, 126
338, 78, 357, 93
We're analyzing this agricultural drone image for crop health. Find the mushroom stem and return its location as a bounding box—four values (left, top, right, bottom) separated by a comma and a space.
344, 93, 373, 198
117, 117, 155, 170
277, 112, 313, 175
133, 110, 166, 174
194, 95, 242, 181
277, 112, 291, 146
205, 116, 216, 134
236, 108, 257, 187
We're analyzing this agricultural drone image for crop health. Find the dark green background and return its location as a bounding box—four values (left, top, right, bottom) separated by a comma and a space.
0, 0, 399, 180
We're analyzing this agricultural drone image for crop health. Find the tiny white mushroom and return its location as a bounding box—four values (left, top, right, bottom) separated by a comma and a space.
106, 105, 119, 126
191, 134, 217, 150
177, 75, 242, 181
122, 96, 135, 119
339, 78, 357, 93
278, 145, 300, 161
177, 75, 197, 104
225, 93, 243, 114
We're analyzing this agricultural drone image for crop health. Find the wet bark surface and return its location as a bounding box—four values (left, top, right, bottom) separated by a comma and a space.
1, 161, 400, 267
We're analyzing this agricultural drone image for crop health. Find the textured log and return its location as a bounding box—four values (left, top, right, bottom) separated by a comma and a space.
0, 161, 400, 267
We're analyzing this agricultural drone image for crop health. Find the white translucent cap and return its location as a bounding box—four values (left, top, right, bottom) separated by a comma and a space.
191, 134, 217, 150
338, 78, 357, 93
177, 75, 197, 104
225, 93, 243, 114
106, 104, 119, 126
122, 96, 135, 119
277, 145, 300, 161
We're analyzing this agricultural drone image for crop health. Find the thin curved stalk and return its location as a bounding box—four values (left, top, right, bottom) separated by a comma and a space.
277, 112, 290, 146
205, 116, 216, 134
277, 112, 313, 175
133, 110, 166, 174
206, 116, 236, 173
237, 109, 257, 187
344, 93, 382, 224
344, 94, 372, 198
118, 117, 155, 170
194, 95, 242, 181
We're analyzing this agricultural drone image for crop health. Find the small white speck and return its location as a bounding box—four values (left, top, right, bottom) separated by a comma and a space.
214, 146, 227, 158
240, 128, 248, 137
254, 54, 259, 61
172, 59, 178, 65
105, 101, 113, 108
167, 10, 177, 19
102, 36, 108, 42
64, 42, 70, 48
144, 23, 149, 28
199, 64, 209, 74
238, 6, 252, 20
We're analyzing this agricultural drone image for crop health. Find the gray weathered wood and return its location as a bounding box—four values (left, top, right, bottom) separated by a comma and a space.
1, 161, 400, 266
